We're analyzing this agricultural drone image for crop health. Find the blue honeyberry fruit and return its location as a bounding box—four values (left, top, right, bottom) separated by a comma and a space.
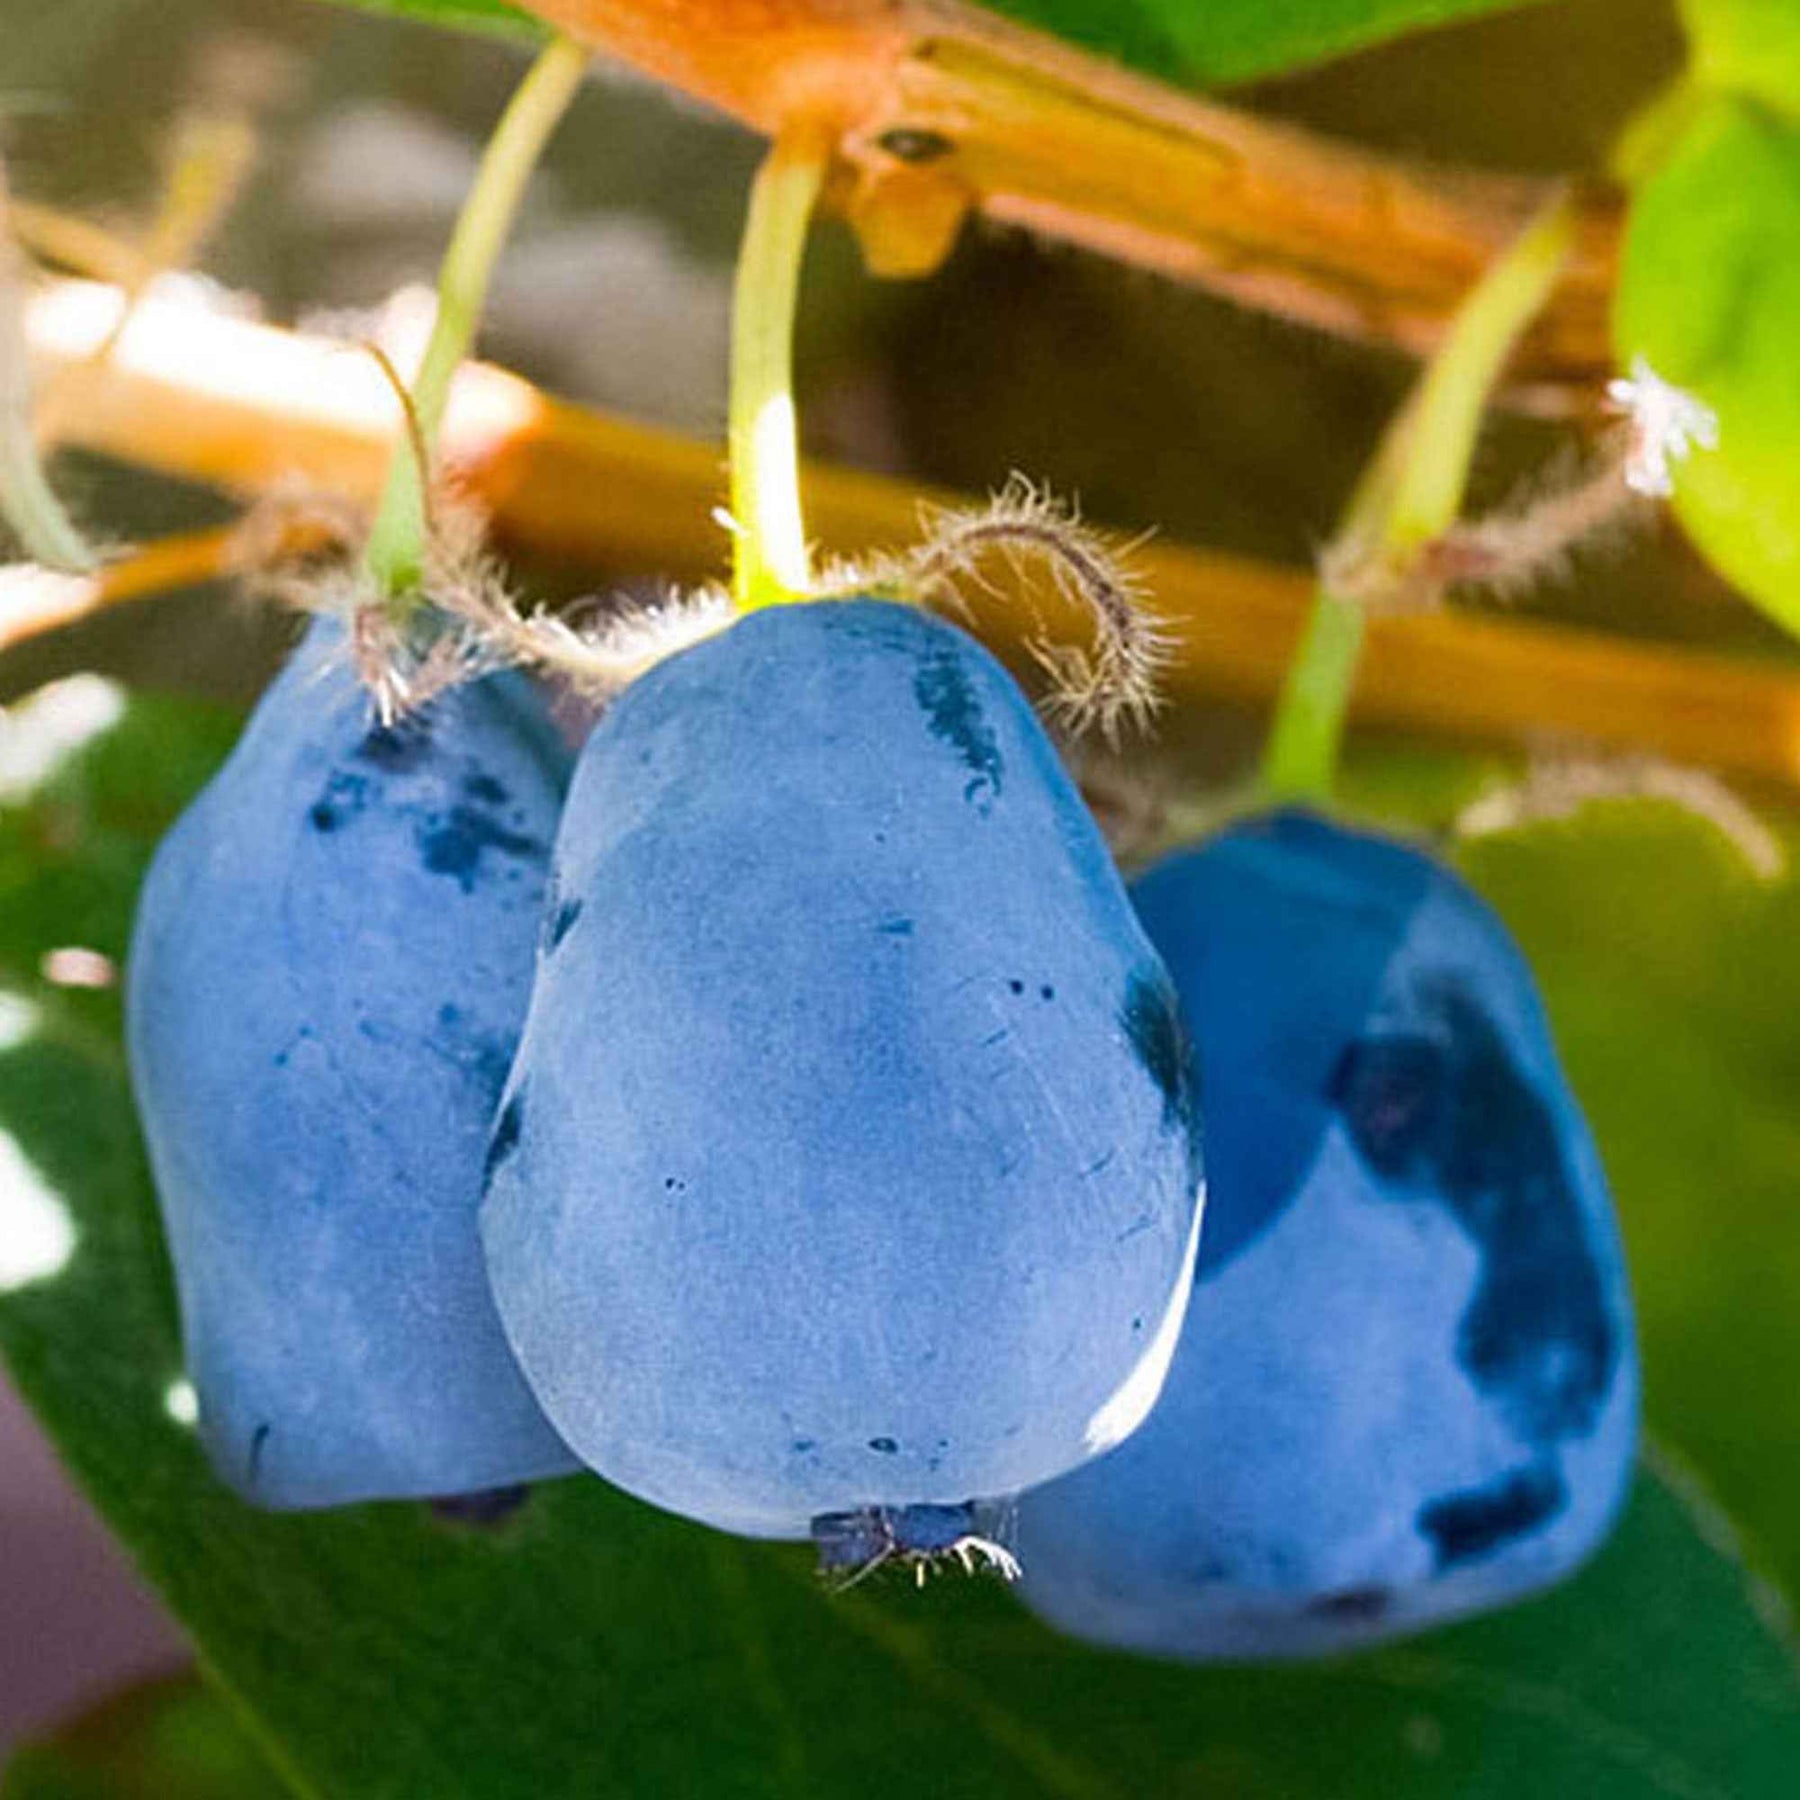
1013, 808, 1638, 1659
128, 617, 580, 1509
481, 597, 1204, 1542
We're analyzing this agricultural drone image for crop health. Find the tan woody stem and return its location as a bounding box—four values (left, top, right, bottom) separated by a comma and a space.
518, 0, 1619, 392
18, 277, 1800, 794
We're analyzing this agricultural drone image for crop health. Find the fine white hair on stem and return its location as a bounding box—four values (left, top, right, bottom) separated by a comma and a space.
1323, 428, 1655, 617
875, 477, 1173, 743
1424, 431, 1651, 604
249, 473, 1169, 729
243, 476, 738, 716
464, 581, 738, 700
244, 483, 493, 723
407, 497, 737, 707
1456, 747, 1784, 882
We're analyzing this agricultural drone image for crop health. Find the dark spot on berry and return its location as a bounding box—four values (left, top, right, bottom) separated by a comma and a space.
462, 770, 508, 806
357, 718, 431, 772
1418, 1462, 1567, 1569
248, 1422, 271, 1487
1340, 978, 1617, 1443
484, 1092, 525, 1186
913, 642, 1003, 812
663, 1175, 686, 1194
549, 896, 583, 950
878, 916, 914, 937
792, 1437, 816, 1454
1008, 978, 1025, 995
1331, 1035, 1444, 1180
1305, 1584, 1392, 1624
308, 770, 369, 834
430, 1485, 531, 1528
878, 126, 954, 164
1040, 984, 1055, 1001
438, 1003, 461, 1029
1180, 1551, 1233, 1585
1119, 966, 1194, 1134
469, 1037, 514, 1108
418, 806, 546, 892
868, 1436, 899, 1455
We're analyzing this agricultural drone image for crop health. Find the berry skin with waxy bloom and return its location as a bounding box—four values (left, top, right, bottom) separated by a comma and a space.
128, 617, 579, 1510
1013, 809, 1638, 1660
481, 597, 1204, 1545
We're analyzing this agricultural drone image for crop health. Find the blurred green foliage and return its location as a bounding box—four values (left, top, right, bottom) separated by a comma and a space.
1, 1680, 285, 1800
986, 0, 1547, 85
1616, 95, 1800, 642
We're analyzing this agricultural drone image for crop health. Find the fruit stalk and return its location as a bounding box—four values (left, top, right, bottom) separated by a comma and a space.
1261, 193, 1578, 805
0, 172, 98, 574
728, 119, 835, 612
361, 33, 589, 605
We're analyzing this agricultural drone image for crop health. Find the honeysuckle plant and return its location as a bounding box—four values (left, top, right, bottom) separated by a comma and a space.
2, 2, 1799, 1796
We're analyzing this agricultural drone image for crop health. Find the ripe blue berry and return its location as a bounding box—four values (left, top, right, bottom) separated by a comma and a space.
481, 598, 1203, 1541
1013, 809, 1638, 1658
128, 618, 579, 1509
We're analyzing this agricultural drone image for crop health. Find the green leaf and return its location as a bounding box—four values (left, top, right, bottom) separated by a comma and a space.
1454, 796, 1800, 1610
311, 0, 1548, 90
1681, 0, 1800, 121
2, 1677, 287, 1800
1614, 92, 1800, 639
312, 0, 540, 43
1, 679, 1798, 1797
972, 0, 1546, 87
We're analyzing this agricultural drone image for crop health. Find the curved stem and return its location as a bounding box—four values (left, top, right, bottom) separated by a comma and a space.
362, 34, 589, 606
729, 120, 834, 612
1382, 194, 1578, 556
0, 398, 97, 574
1260, 192, 1578, 807
0, 179, 98, 574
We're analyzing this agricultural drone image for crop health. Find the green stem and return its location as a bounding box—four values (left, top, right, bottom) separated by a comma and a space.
0, 410, 98, 574
0, 184, 97, 574
362, 35, 588, 606
729, 121, 834, 613
1260, 591, 1366, 806
1259, 189, 1577, 806
1383, 193, 1577, 555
